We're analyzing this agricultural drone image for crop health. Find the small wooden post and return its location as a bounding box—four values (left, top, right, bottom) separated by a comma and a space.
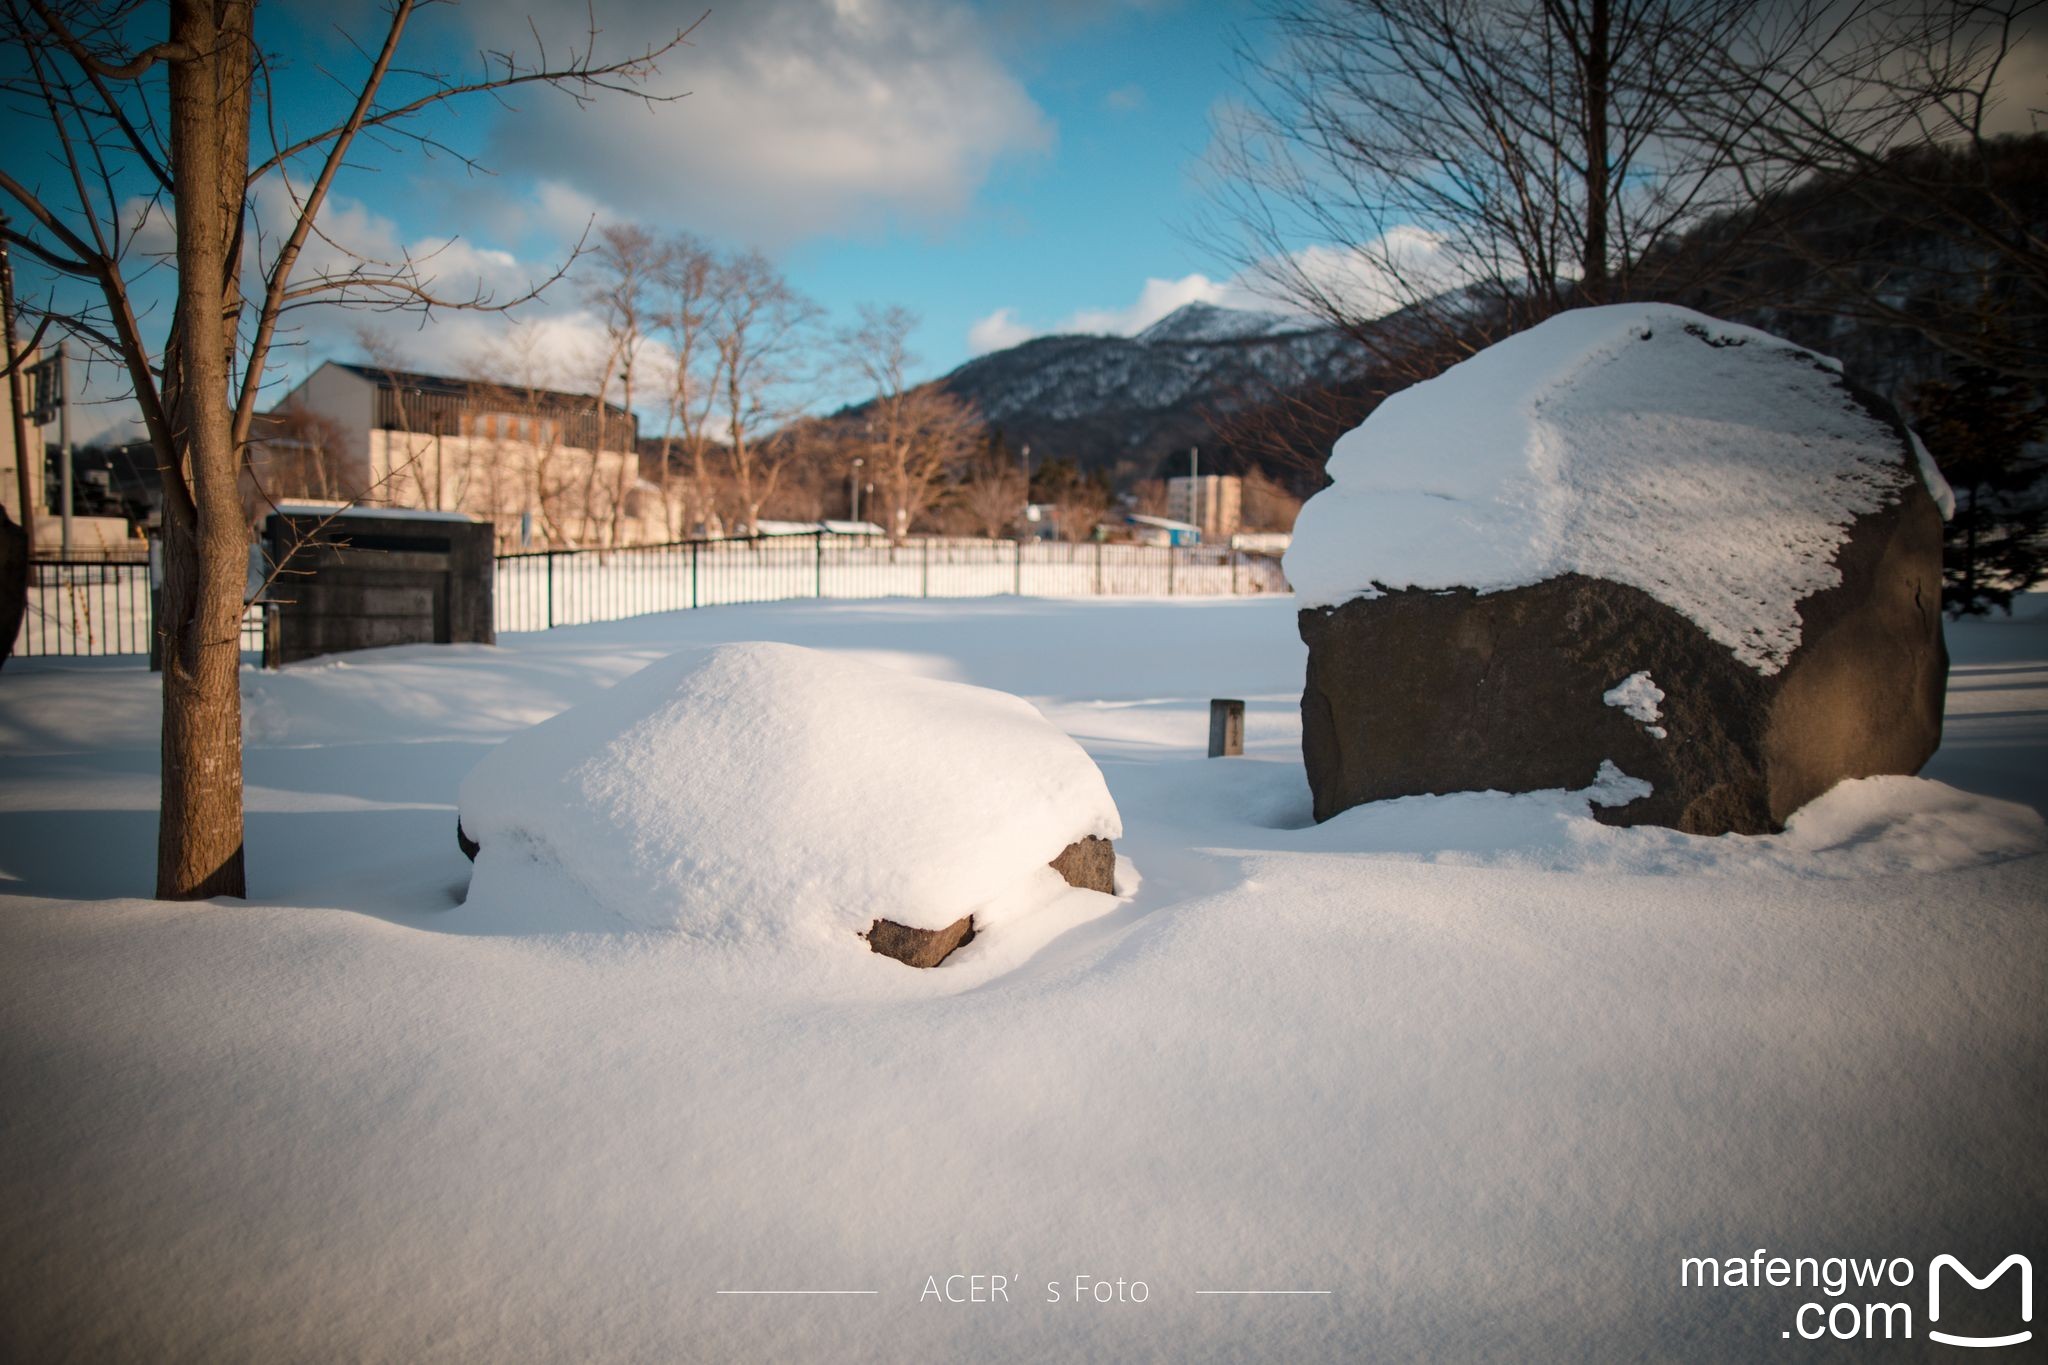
1208, 698, 1244, 757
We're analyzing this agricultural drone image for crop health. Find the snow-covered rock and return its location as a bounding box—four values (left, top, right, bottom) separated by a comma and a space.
1286, 304, 1937, 673
457, 642, 1122, 946
1292, 305, 1949, 835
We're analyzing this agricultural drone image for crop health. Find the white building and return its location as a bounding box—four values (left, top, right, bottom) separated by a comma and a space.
3, 340, 136, 557
1166, 474, 1242, 542
0, 361, 41, 534
257, 362, 658, 550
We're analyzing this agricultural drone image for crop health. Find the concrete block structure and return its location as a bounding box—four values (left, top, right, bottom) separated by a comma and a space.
262, 506, 495, 666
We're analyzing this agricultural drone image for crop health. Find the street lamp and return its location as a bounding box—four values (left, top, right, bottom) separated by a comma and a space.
850, 457, 864, 525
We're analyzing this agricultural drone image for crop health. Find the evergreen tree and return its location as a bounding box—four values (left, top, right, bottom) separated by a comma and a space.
1913, 366, 2048, 616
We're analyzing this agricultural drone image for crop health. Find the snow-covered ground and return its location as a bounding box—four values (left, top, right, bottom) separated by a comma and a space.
2, 595, 2043, 1361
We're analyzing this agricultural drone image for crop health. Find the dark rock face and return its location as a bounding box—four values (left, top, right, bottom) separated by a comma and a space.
866, 914, 977, 969
1298, 458, 1947, 836
1049, 835, 1116, 893
867, 836, 1117, 969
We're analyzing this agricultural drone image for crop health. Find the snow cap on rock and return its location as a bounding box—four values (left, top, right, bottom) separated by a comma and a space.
458, 642, 1121, 939
1285, 304, 1941, 673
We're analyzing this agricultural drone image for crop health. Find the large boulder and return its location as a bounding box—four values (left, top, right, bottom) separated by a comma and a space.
1286, 305, 1950, 836
457, 642, 1122, 961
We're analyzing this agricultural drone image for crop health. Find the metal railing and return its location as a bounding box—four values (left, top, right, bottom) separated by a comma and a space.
10, 533, 1287, 659
495, 533, 1287, 633
16, 556, 265, 660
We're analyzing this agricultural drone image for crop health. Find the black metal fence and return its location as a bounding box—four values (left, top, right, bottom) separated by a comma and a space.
496, 533, 1288, 633
16, 557, 265, 660
11, 533, 1287, 659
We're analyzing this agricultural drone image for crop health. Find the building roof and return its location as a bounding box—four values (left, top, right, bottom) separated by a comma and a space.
328, 362, 631, 419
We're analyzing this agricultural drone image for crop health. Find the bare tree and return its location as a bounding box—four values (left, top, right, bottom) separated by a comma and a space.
651, 233, 721, 537
1206, 0, 2010, 367
584, 224, 666, 546
1694, 1, 2048, 380
1240, 466, 1304, 531
1, 0, 693, 898
957, 443, 1026, 540
710, 251, 821, 537
242, 405, 358, 512
835, 305, 981, 542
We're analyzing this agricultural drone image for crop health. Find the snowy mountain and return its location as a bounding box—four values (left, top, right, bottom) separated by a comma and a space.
927, 303, 1356, 483
1132, 301, 1302, 344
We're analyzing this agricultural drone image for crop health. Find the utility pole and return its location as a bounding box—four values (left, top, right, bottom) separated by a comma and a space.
850, 456, 864, 523
57, 344, 72, 556
1020, 442, 1031, 536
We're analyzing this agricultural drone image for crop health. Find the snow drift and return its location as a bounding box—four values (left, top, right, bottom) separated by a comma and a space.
456, 642, 1122, 944
1284, 303, 1953, 673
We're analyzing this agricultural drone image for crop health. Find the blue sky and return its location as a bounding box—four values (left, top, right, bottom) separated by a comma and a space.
10, 0, 1291, 439
781, 0, 1268, 366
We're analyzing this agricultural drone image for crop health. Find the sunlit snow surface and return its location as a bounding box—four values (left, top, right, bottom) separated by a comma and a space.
1285, 305, 1937, 673
2, 595, 2044, 1362
457, 642, 1120, 939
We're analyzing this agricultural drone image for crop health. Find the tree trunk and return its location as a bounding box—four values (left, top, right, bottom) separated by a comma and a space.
157, 0, 254, 901
1580, 0, 1612, 303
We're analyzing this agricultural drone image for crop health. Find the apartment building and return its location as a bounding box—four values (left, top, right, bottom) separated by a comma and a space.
1166, 473, 1242, 542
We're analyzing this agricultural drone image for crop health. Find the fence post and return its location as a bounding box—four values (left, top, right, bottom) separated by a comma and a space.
1094, 539, 1103, 595
1014, 538, 1023, 596
1208, 699, 1245, 757
1167, 545, 1176, 596
921, 538, 930, 598
1232, 550, 1241, 595
690, 539, 699, 609
545, 551, 555, 630
815, 531, 824, 598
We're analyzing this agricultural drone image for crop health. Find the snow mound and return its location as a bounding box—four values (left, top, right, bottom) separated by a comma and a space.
456, 642, 1122, 942
1299, 772, 2045, 879
1285, 304, 1926, 673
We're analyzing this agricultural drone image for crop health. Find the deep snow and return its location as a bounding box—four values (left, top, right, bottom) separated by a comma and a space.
1, 594, 2044, 1362
1285, 306, 1948, 673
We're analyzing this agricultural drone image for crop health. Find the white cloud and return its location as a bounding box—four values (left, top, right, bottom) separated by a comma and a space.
1062, 273, 1271, 336
474, 0, 1054, 246
1266, 228, 1463, 320
967, 307, 1038, 356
